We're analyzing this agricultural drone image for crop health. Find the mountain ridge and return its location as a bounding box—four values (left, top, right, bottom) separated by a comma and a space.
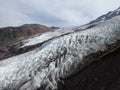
89, 7, 120, 24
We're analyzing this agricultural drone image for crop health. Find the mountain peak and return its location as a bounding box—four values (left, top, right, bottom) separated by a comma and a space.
89, 6, 120, 24
115, 6, 120, 11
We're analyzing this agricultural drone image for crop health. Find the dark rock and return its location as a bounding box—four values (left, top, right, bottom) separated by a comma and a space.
0, 49, 4, 55
50, 26, 60, 30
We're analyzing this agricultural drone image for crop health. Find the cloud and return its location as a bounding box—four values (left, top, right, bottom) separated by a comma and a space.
0, 0, 120, 27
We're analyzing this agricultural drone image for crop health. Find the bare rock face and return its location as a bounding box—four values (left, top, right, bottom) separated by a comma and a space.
0, 15, 120, 90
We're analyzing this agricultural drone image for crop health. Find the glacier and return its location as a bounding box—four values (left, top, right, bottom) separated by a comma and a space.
0, 16, 120, 90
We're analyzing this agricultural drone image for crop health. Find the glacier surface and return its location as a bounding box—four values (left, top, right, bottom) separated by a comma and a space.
0, 16, 120, 90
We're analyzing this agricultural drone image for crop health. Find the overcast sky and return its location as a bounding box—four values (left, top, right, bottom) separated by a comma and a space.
0, 0, 120, 27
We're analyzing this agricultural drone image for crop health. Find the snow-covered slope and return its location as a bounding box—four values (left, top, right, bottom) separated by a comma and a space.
0, 15, 120, 90
89, 7, 120, 24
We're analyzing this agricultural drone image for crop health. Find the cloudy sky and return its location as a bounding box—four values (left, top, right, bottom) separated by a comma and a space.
0, 0, 120, 27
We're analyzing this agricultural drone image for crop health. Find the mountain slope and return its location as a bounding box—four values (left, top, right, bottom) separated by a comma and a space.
89, 7, 120, 24
0, 24, 53, 49
0, 24, 53, 59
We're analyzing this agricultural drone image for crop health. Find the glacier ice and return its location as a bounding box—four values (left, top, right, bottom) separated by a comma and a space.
0, 16, 120, 90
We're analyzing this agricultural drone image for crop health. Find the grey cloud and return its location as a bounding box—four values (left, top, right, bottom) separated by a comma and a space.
0, 0, 120, 27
